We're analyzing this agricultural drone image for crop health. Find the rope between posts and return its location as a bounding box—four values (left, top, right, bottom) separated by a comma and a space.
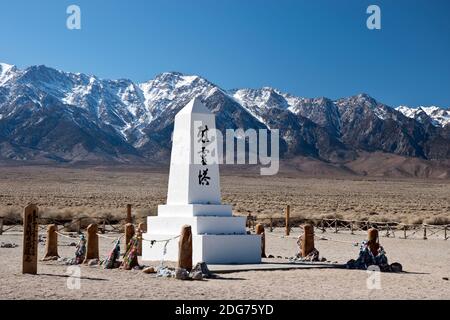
54, 231, 79, 240
2, 225, 19, 233
96, 233, 124, 242
142, 235, 180, 244
314, 234, 359, 246
141, 235, 181, 267
263, 230, 358, 245
265, 233, 298, 239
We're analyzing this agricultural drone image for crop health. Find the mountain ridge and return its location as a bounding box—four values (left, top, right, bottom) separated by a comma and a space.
0, 62, 449, 178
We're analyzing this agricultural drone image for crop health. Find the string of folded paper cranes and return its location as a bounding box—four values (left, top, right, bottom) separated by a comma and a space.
46, 226, 179, 270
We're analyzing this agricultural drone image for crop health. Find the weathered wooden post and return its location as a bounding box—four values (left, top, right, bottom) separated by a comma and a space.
445, 226, 448, 240
269, 218, 273, 232
255, 224, 266, 258
22, 204, 39, 274
101, 219, 106, 234
246, 213, 252, 230
350, 221, 354, 235
126, 204, 132, 224
178, 225, 192, 272
84, 224, 99, 262
43, 224, 59, 260
367, 228, 380, 256
403, 225, 407, 239
385, 224, 390, 238
334, 219, 338, 233
125, 223, 135, 248
0, 217, 3, 235
423, 225, 427, 240
77, 217, 82, 233
285, 205, 290, 236
301, 224, 315, 258
321, 219, 325, 233
137, 222, 147, 256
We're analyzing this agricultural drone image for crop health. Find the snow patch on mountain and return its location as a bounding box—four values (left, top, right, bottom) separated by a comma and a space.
0, 63, 17, 86
396, 106, 450, 127
1, 62, 450, 165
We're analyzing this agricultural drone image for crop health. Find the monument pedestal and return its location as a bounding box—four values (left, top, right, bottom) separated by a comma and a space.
142, 232, 261, 264
142, 97, 261, 264
142, 208, 261, 264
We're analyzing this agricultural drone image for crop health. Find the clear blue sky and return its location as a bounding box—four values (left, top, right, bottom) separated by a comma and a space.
1, 0, 449, 107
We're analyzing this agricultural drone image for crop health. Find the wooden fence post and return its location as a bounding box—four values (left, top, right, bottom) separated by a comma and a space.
0, 217, 3, 235
255, 224, 266, 258
178, 225, 192, 272
22, 204, 39, 275
367, 228, 380, 256
403, 225, 407, 239
126, 204, 132, 224
285, 205, 290, 236
350, 221, 354, 235
302, 224, 315, 258
125, 223, 135, 248
269, 218, 273, 232
385, 224, 390, 238
321, 219, 325, 233
78, 217, 82, 233
101, 219, 106, 234
445, 226, 448, 240
423, 225, 427, 240
43, 224, 59, 260
137, 222, 147, 256
389, 225, 395, 238
334, 219, 338, 233
84, 224, 99, 262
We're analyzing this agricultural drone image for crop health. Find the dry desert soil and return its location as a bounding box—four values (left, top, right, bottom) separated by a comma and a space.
0, 165, 449, 300
0, 229, 449, 299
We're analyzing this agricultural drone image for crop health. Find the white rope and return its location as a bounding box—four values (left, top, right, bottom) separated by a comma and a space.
264, 230, 358, 245
142, 235, 180, 244
314, 234, 358, 245
55, 231, 79, 240
96, 233, 123, 242
265, 232, 299, 239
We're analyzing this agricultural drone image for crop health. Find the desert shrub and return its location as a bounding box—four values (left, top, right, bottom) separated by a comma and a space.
63, 216, 99, 232
424, 216, 450, 226
0, 206, 22, 224
136, 208, 157, 218
408, 217, 424, 225
320, 213, 344, 220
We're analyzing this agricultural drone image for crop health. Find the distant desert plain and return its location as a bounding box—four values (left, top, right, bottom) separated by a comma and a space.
0, 162, 449, 226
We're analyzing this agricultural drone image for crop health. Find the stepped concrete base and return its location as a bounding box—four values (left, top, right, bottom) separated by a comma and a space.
142, 233, 261, 264
146, 216, 246, 235
158, 204, 233, 217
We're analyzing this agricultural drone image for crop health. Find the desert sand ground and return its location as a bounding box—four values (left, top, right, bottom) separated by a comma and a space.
0, 166, 449, 300
0, 228, 449, 300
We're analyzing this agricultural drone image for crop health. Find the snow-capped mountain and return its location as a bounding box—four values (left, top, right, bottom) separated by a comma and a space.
396, 105, 450, 127
0, 62, 449, 164
0, 63, 17, 86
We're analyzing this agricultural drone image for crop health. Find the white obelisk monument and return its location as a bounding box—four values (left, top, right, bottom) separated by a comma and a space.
142, 97, 261, 264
